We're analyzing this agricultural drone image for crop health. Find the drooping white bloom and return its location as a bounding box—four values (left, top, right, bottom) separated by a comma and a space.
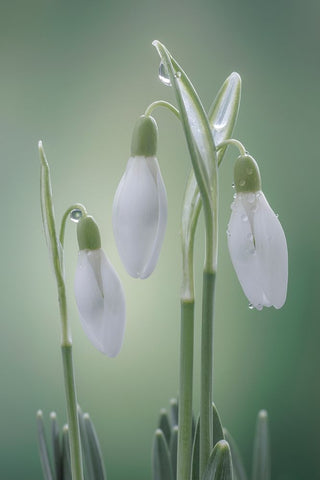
227, 191, 288, 310
112, 155, 167, 279
74, 248, 126, 356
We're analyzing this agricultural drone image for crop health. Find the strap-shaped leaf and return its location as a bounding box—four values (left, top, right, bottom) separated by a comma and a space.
152, 429, 174, 480
170, 425, 178, 479
223, 429, 248, 480
50, 412, 62, 480
83, 414, 107, 480
191, 416, 200, 480
170, 398, 179, 427
208, 72, 241, 164
212, 403, 225, 448
203, 440, 233, 480
158, 409, 172, 446
77, 408, 95, 480
252, 411, 270, 480
37, 410, 54, 480
62, 426, 71, 480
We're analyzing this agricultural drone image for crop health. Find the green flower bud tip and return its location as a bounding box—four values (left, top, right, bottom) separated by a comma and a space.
234, 154, 261, 193
131, 115, 158, 157
77, 215, 101, 251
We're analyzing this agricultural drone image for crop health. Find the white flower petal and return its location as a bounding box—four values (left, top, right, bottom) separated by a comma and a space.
227, 192, 288, 309
74, 249, 126, 356
112, 156, 167, 278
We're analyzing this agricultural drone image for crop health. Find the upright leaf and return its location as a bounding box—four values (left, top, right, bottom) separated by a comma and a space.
152, 429, 174, 480
191, 416, 200, 480
203, 440, 233, 480
223, 428, 248, 480
62, 426, 71, 480
212, 403, 225, 448
158, 409, 172, 446
252, 410, 270, 480
50, 412, 62, 480
170, 426, 178, 479
83, 414, 107, 480
37, 411, 54, 480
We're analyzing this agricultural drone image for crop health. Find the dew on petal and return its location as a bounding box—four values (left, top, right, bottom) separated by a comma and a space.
248, 303, 254, 310
174, 71, 181, 78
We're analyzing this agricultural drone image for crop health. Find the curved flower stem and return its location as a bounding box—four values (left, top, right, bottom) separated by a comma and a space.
217, 138, 247, 162
60, 204, 88, 248
177, 300, 194, 480
144, 100, 180, 120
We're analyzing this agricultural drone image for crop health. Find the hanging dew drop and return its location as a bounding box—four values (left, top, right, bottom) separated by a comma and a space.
158, 62, 171, 86
174, 71, 181, 78
70, 209, 83, 223
248, 303, 254, 310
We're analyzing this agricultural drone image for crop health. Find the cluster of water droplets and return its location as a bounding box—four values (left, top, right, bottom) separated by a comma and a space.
158, 61, 181, 87
70, 209, 83, 223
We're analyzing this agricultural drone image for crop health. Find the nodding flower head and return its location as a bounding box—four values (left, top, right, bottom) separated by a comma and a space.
112, 115, 167, 279
227, 154, 288, 310
74, 215, 126, 356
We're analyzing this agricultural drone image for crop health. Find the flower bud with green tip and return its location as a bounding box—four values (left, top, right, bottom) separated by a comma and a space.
227, 154, 288, 310
112, 115, 168, 279
74, 215, 126, 356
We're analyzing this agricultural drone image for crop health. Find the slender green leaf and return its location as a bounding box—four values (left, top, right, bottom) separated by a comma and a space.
83, 413, 107, 480
50, 412, 62, 480
152, 429, 174, 480
223, 429, 248, 480
62, 426, 71, 480
158, 409, 171, 446
170, 398, 179, 428
203, 440, 233, 480
252, 410, 270, 480
170, 425, 178, 479
212, 403, 225, 448
191, 416, 200, 480
77, 408, 95, 480
37, 411, 54, 480
208, 72, 241, 164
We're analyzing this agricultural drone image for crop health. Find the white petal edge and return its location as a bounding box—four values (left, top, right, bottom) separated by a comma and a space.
112, 156, 167, 278
74, 249, 126, 356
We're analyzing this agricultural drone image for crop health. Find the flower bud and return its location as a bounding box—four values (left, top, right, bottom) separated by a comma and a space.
74, 215, 126, 356
112, 115, 167, 279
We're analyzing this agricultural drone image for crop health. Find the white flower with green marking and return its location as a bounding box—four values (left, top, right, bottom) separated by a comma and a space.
74, 215, 126, 356
227, 155, 288, 310
112, 115, 167, 279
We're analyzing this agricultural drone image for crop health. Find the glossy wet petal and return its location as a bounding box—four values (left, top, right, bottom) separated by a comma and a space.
74, 249, 126, 356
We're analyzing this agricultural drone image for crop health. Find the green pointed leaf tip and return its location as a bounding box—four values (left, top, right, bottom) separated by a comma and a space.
223, 428, 248, 480
209, 72, 241, 148
152, 429, 174, 480
170, 398, 179, 427
234, 154, 261, 193
252, 410, 270, 480
159, 409, 171, 446
77, 215, 101, 251
37, 410, 54, 480
203, 440, 233, 480
131, 114, 158, 157
212, 402, 225, 447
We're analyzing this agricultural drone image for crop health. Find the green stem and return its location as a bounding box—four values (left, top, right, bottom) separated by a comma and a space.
177, 300, 194, 480
62, 344, 84, 480
144, 100, 180, 120
200, 270, 216, 478
217, 138, 246, 159
60, 204, 88, 247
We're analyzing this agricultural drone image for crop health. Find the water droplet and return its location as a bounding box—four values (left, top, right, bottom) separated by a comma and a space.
174, 71, 181, 78
247, 193, 255, 203
239, 179, 246, 187
255, 192, 261, 198
241, 214, 248, 222
233, 193, 237, 199
248, 303, 254, 310
226, 228, 231, 237
256, 304, 263, 311
159, 62, 171, 86
231, 182, 235, 189
70, 209, 83, 223
275, 213, 279, 218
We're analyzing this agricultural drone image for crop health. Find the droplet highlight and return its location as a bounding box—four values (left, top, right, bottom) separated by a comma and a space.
70, 209, 83, 223
159, 62, 171, 86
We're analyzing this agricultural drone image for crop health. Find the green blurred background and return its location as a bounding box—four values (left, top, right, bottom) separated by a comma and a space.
0, 0, 319, 479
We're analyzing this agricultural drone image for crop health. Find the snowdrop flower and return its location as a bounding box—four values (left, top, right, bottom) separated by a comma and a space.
74, 215, 126, 356
227, 154, 288, 310
112, 115, 167, 279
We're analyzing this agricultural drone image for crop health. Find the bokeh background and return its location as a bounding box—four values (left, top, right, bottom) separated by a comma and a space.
0, 0, 319, 479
